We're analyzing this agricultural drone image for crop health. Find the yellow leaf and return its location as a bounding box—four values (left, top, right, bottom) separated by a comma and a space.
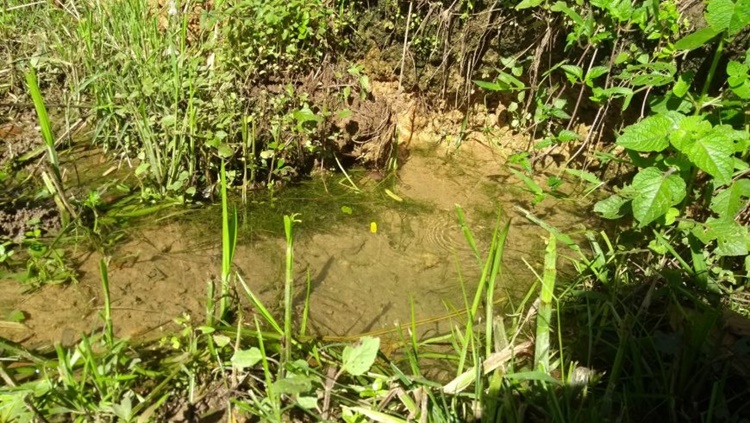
370, 222, 378, 234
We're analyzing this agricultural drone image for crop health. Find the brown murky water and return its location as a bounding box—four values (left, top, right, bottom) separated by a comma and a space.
0, 143, 592, 347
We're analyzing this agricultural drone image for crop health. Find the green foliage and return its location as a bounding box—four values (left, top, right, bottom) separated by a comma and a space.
341, 336, 380, 376
55, 0, 352, 197
222, 0, 341, 77
594, 1, 750, 290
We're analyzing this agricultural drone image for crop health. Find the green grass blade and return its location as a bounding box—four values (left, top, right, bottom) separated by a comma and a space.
486, 217, 511, 358
237, 274, 283, 335
283, 214, 297, 369
534, 234, 557, 372
99, 259, 114, 347
300, 268, 311, 337
25, 66, 60, 183
219, 160, 237, 321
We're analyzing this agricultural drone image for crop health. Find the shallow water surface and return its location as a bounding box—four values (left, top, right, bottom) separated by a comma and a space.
0, 146, 591, 346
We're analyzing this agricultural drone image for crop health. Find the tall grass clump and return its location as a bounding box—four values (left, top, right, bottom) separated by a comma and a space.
64, 0, 353, 198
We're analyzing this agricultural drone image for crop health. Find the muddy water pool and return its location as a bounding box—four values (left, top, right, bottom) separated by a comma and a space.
0, 145, 592, 346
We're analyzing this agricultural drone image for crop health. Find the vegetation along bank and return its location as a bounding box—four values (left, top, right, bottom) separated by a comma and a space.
1, 0, 750, 421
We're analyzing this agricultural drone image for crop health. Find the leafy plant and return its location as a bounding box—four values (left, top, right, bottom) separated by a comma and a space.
595, 0, 750, 289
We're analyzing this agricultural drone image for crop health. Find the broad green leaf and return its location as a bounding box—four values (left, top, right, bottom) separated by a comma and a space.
630, 167, 687, 226
735, 157, 750, 171
594, 194, 629, 219
547, 176, 563, 190
231, 348, 263, 369
585, 66, 609, 86
729, 78, 750, 98
359, 75, 371, 93
727, 60, 749, 79
691, 221, 716, 245
0, 392, 35, 422
664, 207, 680, 225
709, 125, 750, 153
293, 106, 323, 127
710, 179, 750, 217
727, 60, 750, 99
706, 0, 750, 35
501, 57, 517, 68
110, 395, 133, 422
614, 51, 630, 65
648, 238, 668, 255
535, 138, 555, 149
617, 115, 672, 152
676, 115, 712, 136
706, 217, 750, 256
561, 65, 584, 83
673, 72, 694, 97
516, 0, 544, 9
676, 127, 736, 185
674, 26, 722, 51
669, 115, 711, 150
650, 92, 694, 114
341, 336, 380, 376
